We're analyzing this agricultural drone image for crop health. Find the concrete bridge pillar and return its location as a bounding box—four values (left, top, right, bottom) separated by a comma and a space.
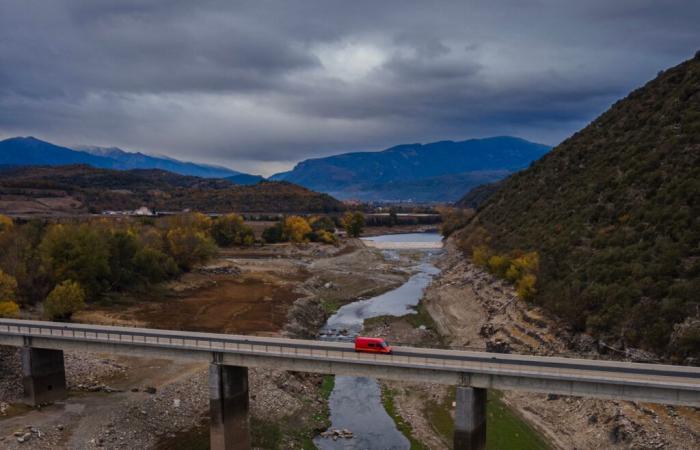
209, 363, 251, 450
21, 347, 67, 405
454, 386, 487, 450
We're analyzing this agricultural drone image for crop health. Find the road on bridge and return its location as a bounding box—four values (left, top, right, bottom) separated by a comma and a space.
1, 318, 699, 407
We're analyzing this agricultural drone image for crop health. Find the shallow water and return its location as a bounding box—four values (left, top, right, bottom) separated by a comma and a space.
315, 232, 442, 450
321, 260, 440, 339
315, 376, 409, 450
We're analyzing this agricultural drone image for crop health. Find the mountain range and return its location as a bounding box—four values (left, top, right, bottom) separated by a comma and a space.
0, 135, 550, 203
454, 53, 700, 358
0, 137, 262, 183
271, 137, 551, 202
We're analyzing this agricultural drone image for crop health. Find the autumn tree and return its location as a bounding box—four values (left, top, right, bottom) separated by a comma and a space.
39, 224, 111, 300
306, 216, 338, 244
341, 211, 365, 238
211, 214, 255, 246
0, 269, 17, 301
472, 245, 539, 301
0, 269, 19, 318
0, 214, 13, 236
166, 227, 217, 270
43, 280, 86, 321
165, 212, 212, 232
282, 216, 312, 243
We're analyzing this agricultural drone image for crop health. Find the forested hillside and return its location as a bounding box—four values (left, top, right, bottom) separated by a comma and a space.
0, 165, 344, 214
455, 53, 700, 358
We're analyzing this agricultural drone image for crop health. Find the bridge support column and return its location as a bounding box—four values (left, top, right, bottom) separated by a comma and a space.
454, 386, 487, 450
209, 364, 251, 450
21, 347, 67, 406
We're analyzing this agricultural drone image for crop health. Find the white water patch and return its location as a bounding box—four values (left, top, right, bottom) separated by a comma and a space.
362, 232, 443, 249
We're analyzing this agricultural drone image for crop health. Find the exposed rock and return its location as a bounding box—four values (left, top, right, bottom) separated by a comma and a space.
319, 428, 354, 439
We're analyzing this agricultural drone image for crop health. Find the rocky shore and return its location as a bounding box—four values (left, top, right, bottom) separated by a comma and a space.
421, 239, 700, 450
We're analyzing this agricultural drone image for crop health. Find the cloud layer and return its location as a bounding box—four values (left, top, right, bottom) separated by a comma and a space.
1, 0, 698, 174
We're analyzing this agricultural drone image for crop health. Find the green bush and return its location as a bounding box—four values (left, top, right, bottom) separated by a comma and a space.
210, 214, 255, 247
44, 280, 86, 321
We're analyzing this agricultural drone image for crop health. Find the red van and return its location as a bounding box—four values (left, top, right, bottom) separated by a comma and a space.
354, 336, 392, 354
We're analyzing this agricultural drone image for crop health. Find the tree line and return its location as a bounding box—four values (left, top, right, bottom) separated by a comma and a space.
0, 211, 366, 321
261, 211, 365, 243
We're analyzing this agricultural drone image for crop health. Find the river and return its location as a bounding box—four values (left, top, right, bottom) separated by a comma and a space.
315, 232, 443, 450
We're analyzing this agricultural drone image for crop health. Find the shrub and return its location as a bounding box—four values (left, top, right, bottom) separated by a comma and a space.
0, 214, 13, 235
43, 280, 86, 321
309, 229, 338, 245
472, 246, 540, 300
341, 211, 365, 238
487, 255, 511, 277
211, 214, 254, 247
310, 216, 336, 233
132, 247, 180, 283
282, 216, 312, 243
472, 245, 491, 267
262, 222, 284, 243
39, 224, 111, 299
0, 270, 18, 302
516, 274, 538, 300
0, 301, 19, 318
166, 227, 217, 270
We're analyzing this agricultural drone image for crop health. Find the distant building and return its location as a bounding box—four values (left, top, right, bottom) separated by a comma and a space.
133, 206, 155, 216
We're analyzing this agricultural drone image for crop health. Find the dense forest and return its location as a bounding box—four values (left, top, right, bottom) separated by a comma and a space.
454, 53, 700, 359
0, 165, 345, 214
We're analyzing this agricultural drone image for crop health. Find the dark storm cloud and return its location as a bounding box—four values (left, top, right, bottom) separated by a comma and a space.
0, 0, 698, 174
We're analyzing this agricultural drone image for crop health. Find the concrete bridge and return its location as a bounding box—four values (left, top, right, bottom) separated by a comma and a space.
1, 319, 699, 450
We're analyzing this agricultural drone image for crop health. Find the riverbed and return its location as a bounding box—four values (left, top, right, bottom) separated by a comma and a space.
315, 232, 443, 450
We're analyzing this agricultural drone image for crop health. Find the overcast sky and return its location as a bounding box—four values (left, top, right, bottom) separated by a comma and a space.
1, 1, 698, 175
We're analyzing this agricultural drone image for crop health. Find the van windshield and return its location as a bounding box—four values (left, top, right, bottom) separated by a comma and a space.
381, 342, 388, 348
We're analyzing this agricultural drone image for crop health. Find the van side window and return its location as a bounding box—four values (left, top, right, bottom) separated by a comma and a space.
368, 343, 375, 347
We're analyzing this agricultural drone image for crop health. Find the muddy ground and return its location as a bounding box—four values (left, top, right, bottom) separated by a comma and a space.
0, 238, 412, 449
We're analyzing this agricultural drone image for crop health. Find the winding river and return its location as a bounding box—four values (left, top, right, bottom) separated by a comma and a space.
315, 232, 443, 450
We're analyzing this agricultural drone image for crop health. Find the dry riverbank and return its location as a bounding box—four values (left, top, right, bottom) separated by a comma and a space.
419, 239, 700, 450
0, 238, 412, 449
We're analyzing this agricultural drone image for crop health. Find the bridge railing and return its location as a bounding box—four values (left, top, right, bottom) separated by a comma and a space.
2, 319, 699, 382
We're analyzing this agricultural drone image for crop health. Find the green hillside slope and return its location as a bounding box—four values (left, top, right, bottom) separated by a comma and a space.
456, 53, 700, 358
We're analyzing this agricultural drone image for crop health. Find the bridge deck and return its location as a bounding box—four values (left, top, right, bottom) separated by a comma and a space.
1, 319, 698, 406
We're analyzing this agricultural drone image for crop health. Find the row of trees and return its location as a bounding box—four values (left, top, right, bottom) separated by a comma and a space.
261, 212, 365, 244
